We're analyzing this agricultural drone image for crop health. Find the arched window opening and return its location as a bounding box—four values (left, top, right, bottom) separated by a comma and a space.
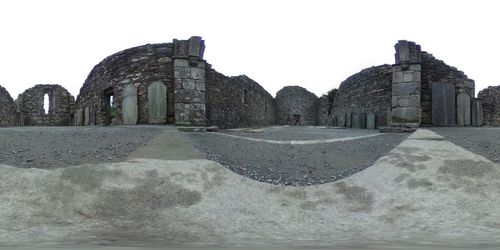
43, 94, 49, 114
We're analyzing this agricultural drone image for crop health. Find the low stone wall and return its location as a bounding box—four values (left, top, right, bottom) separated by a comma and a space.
275, 86, 319, 126
16, 84, 74, 126
331, 65, 392, 128
205, 69, 275, 129
478, 86, 500, 126
0, 85, 16, 127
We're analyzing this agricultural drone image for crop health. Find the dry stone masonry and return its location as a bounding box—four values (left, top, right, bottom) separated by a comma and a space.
16, 84, 74, 126
0, 85, 16, 127
0, 37, 497, 128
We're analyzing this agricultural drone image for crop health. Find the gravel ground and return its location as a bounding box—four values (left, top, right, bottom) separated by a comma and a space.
224, 126, 378, 141
0, 126, 165, 168
431, 127, 500, 163
186, 129, 409, 186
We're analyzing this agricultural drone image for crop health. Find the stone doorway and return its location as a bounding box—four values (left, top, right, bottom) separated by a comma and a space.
103, 88, 115, 126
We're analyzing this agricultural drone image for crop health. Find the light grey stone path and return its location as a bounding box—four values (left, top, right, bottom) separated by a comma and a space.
1, 128, 500, 249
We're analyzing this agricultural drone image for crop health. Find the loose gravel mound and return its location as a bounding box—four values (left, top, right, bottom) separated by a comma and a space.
0, 126, 165, 168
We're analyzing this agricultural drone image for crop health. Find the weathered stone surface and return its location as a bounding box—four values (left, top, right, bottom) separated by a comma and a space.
148, 81, 167, 124
456, 92, 471, 126
358, 113, 367, 129
351, 114, 359, 128
472, 98, 484, 127
205, 72, 275, 129
366, 113, 376, 129
478, 85, 500, 126
392, 82, 420, 96
391, 107, 421, 126
346, 112, 352, 128
379, 126, 416, 133
395, 40, 421, 64
89, 107, 96, 126
15, 84, 74, 126
0, 85, 16, 127
336, 113, 346, 127
84, 107, 90, 126
432, 82, 456, 126
75, 108, 82, 126
331, 65, 392, 128
122, 84, 138, 125
275, 86, 319, 126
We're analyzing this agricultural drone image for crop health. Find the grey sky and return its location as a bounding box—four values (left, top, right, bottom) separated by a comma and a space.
1, 0, 498, 99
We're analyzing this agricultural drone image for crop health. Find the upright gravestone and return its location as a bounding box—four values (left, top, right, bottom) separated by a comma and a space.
358, 113, 367, 129
148, 81, 167, 124
432, 82, 456, 126
89, 107, 96, 126
456, 92, 471, 126
84, 107, 90, 126
346, 112, 352, 128
352, 114, 360, 128
472, 98, 484, 127
337, 113, 346, 127
122, 84, 138, 125
366, 113, 376, 129
75, 108, 82, 126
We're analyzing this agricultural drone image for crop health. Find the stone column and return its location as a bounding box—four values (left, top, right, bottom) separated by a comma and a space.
472, 98, 484, 127
391, 40, 422, 127
457, 89, 471, 126
173, 36, 206, 126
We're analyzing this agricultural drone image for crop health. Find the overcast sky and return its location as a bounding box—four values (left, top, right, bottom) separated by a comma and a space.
1, 0, 499, 99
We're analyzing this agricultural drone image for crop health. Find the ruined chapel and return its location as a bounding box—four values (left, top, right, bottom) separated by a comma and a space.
1, 37, 500, 128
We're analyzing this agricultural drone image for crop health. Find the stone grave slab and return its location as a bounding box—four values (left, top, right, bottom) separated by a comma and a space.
122, 84, 138, 125
432, 82, 456, 126
148, 81, 167, 124
366, 113, 376, 129
457, 92, 471, 126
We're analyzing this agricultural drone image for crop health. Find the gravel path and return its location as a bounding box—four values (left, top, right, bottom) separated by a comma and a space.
0, 126, 165, 168
223, 126, 378, 141
186, 128, 409, 186
431, 127, 500, 163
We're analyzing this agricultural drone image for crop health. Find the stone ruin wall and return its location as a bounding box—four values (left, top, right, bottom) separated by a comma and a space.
330, 65, 393, 128
16, 84, 74, 126
206, 69, 275, 129
275, 86, 319, 126
0, 85, 16, 127
420, 52, 475, 125
478, 85, 500, 126
76, 43, 175, 126
318, 96, 331, 126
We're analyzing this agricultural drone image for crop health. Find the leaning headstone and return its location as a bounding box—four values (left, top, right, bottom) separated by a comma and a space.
358, 113, 367, 129
352, 114, 360, 128
122, 84, 138, 125
366, 113, 376, 129
84, 107, 90, 126
472, 98, 484, 127
346, 112, 352, 128
456, 92, 471, 126
337, 113, 346, 127
432, 82, 456, 126
89, 107, 96, 126
148, 81, 167, 124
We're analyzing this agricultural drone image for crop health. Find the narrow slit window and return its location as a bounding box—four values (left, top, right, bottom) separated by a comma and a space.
43, 94, 49, 114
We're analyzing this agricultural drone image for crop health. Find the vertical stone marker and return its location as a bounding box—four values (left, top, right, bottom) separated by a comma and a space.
358, 113, 367, 129
351, 114, 360, 128
432, 82, 456, 126
84, 107, 90, 126
472, 98, 484, 127
148, 81, 167, 124
346, 112, 352, 128
122, 84, 138, 125
366, 113, 376, 129
89, 107, 96, 126
457, 91, 471, 126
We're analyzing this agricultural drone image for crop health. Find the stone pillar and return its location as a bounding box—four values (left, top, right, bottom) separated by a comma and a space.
391, 40, 421, 127
173, 36, 206, 126
457, 90, 471, 126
